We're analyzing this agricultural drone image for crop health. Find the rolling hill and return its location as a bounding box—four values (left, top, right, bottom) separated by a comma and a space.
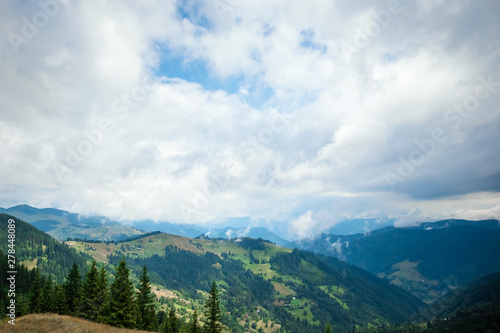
0, 205, 142, 242
72, 232, 423, 332
294, 220, 500, 303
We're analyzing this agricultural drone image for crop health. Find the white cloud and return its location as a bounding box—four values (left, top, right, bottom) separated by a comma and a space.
1, 0, 499, 235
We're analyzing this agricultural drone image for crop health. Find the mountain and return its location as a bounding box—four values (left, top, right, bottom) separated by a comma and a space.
419, 270, 500, 321
204, 226, 291, 247
72, 232, 423, 332
323, 218, 395, 235
132, 219, 207, 238
415, 271, 500, 332
410, 218, 500, 231
0, 213, 90, 282
294, 220, 500, 303
0, 205, 143, 241
359, 270, 500, 332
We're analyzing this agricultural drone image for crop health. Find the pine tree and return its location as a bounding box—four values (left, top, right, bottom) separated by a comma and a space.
137, 265, 158, 331
50, 284, 67, 314
41, 275, 53, 312
203, 281, 223, 333
190, 309, 200, 333
79, 260, 100, 320
29, 269, 42, 313
107, 258, 137, 329
325, 322, 333, 333
64, 263, 82, 314
162, 306, 179, 333
95, 264, 109, 323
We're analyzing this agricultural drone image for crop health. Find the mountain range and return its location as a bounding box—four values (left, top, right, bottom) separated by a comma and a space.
2, 209, 500, 332
202, 226, 291, 247
0, 205, 142, 242
293, 219, 500, 303
3, 204, 500, 305
1, 213, 423, 332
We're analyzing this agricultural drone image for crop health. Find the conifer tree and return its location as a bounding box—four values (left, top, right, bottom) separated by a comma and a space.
137, 265, 158, 331
190, 309, 200, 333
162, 306, 179, 333
41, 275, 53, 312
79, 260, 100, 320
49, 284, 67, 314
107, 258, 137, 329
325, 322, 333, 333
203, 281, 223, 333
95, 264, 109, 323
64, 263, 82, 314
29, 269, 42, 313
16, 293, 31, 316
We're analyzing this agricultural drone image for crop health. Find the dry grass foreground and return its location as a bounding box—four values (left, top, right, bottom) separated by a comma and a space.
0, 314, 151, 333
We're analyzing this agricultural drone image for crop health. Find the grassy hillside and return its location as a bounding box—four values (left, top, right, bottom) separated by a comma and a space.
0, 314, 150, 333
73, 234, 423, 332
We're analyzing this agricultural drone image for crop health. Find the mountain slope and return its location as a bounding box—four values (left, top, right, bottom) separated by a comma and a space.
132, 219, 207, 238
205, 226, 291, 247
73, 233, 423, 332
359, 271, 500, 332
0, 214, 90, 282
412, 219, 500, 231
323, 218, 395, 235
419, 270, 500, 321
0, 205, 142, 241
295, 221, 500, 303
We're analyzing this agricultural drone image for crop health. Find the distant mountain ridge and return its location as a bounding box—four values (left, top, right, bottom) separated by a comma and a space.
0, 204, 142, 241
0, 205, 290, 247
131, 219, 207, 238
204, 226, 291, 247
410, 218, 500, 231
323, 218, 395, 235
294, 219, 500, 303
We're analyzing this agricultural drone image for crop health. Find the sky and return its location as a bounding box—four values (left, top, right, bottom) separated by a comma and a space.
1, 0, 499, 239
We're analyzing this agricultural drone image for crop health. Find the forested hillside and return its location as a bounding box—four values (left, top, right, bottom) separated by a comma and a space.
361, 270, 500, 332
0, 214, 90, 282
295, 222, 500, 302
76, 233, 423, 332
0, 205, 142, 241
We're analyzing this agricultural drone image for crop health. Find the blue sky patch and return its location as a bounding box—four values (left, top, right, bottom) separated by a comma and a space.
177, 0, 212, 31
300, 29, 327, 53
153, 45, 273, 108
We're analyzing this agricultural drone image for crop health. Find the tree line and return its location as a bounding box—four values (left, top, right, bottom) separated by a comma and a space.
0, 214, 90, 283
1, 251, 224, 333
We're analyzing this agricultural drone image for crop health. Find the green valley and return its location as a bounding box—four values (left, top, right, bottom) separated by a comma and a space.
71, 232, 423, 332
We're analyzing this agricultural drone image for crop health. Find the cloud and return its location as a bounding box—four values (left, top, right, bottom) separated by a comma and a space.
1, 0, 499, 236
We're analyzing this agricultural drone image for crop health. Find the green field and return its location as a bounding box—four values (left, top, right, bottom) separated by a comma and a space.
286, 297, 319, 325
